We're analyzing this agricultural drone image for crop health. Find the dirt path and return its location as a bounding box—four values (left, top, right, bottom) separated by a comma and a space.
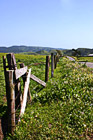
66, 56, 75, 61
66, 56, 93, 68
79, 62, 93, 68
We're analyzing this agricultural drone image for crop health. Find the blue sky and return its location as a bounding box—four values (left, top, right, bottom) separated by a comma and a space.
0, 0, 93, 49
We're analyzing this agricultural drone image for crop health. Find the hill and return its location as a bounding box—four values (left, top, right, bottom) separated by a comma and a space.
0, 46, 92, 56
0, 46, 64, 53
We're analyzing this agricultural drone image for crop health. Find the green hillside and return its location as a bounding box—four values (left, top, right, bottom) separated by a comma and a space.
0, 46, 64, 53
21, 51, 38, 55
4, 56, 92, 140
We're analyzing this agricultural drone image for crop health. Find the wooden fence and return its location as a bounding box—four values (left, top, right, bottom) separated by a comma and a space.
2, 53, 60, 135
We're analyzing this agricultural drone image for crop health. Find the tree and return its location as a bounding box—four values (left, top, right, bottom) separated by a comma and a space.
56, 50, 63, 56
72, 49, 81, 57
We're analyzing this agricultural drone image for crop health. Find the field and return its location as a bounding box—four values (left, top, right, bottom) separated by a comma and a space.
0, 53, 93, 139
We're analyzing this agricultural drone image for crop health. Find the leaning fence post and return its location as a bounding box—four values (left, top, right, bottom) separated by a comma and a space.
20, 63, 31, 101
6, 70, 15, 134
45, 56, 50, 82
51, 53, 54, 78
20, 68, 31, 116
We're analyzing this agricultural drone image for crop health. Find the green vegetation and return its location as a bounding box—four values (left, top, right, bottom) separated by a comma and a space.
62, 49, 73, 56
2, 55, 92, 140
77, 57, 93, 62
0, 53, 7, 120
0, 53, 7, 106
36, 50, 49, 55
72, 49, 81, 57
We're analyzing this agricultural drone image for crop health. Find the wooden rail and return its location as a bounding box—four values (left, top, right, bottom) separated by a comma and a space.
30, 74, 46, 87
15, 66, 28, 80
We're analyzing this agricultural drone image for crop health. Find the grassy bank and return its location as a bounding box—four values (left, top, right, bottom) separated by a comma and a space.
6, 57, 93, 140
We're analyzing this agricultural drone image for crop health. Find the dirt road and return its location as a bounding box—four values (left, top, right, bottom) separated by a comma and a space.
79, 62, 93, 68
66, 56, 93, 68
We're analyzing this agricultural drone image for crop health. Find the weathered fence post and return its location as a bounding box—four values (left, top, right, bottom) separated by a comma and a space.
7, 53, 21, 109
6, 70, 15, 134
45, 56, 50, 82
51, 53, 54, 78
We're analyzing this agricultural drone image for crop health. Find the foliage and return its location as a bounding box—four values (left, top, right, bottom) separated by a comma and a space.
72, 49, 81, 57
56, 50, 63, 56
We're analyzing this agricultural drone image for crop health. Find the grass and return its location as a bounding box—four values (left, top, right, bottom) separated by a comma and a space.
76, 56, 93, 62
0, 53, 7, 106
5, 56, 93, 140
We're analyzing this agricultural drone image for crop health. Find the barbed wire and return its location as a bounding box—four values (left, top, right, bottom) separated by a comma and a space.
15, 91, 22, 101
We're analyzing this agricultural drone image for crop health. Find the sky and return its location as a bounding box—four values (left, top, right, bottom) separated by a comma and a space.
0, 0, 93, 49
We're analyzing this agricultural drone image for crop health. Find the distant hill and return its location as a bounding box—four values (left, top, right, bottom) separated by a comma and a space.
62, 48, 93, 56
0, 46, 64, 53
0, 46, 92, 56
